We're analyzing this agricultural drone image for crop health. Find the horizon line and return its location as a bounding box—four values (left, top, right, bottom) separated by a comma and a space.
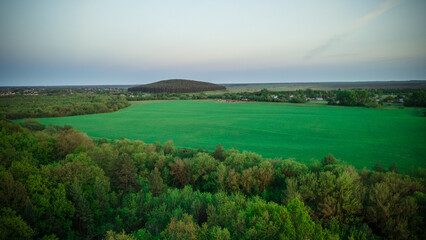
0, 79, 425, 88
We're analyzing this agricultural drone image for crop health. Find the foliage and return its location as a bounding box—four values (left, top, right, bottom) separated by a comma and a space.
19, 119, 46, 131
164, 214, 198, 240
289, 95, 307, 103
336, 89, 372, 106
322, 154, 339, 166
0, 208, 35, 240
0, 120, 425, 239
404, 90, 426, 107
104, 230, 136, 240
0, 94, 129, 119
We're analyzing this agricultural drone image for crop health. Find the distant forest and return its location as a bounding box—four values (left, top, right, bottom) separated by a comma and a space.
0, 94, 129, 120
126, 88, 426, 108
1, 119, 424, 239
222, 80, 426, 91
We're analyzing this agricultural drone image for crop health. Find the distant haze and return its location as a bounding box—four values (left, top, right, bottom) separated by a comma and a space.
1, 0, 426, 86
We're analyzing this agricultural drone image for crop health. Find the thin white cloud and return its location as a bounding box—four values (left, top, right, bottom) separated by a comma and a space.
304, 0, 405, 60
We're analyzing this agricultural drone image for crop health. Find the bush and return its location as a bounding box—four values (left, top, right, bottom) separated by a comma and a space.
19, 119, 45, 131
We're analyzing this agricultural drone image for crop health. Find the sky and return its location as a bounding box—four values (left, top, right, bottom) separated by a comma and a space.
0, 0, 425, 86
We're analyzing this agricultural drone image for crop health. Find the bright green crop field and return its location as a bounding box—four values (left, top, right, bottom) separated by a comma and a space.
35, 101, 425, 171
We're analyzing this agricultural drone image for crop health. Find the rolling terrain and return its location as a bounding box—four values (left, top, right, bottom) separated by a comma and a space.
128, 79, 226, 93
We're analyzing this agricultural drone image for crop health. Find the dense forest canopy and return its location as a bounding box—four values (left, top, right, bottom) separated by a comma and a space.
128, 79, 226, 93
0, 120, 424, 239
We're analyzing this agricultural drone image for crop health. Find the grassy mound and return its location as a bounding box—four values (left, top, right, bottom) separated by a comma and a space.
128, 79, 226, 93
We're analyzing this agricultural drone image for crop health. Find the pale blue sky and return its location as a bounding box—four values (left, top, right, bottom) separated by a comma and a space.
0, 0, 425, 86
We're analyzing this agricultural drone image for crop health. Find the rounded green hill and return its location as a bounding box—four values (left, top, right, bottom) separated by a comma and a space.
128, 79, 226, 93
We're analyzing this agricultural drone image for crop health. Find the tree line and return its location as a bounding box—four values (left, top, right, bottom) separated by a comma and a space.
328, 89, 426, 107
0, 119, 424, 239
125, 88, 426, 108
0, 94, 129, 119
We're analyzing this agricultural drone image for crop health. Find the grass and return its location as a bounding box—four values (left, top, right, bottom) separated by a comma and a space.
34, 101, 425, 172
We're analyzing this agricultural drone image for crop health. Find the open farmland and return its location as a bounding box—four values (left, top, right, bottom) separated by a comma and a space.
34, 101, 425, 172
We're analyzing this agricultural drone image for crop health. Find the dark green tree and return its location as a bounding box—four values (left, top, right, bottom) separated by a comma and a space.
388, 162, 399, 173
322, 154, 339, 166
112, 153, 139, 192
373, 161, 386, 172
0, 208, 35, 240
149, 167, 166, 197
213, 144, 225, 161
0, 172, 28, 212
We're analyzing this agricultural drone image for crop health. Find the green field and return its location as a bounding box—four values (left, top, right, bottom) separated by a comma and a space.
34, 101, 425, 171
